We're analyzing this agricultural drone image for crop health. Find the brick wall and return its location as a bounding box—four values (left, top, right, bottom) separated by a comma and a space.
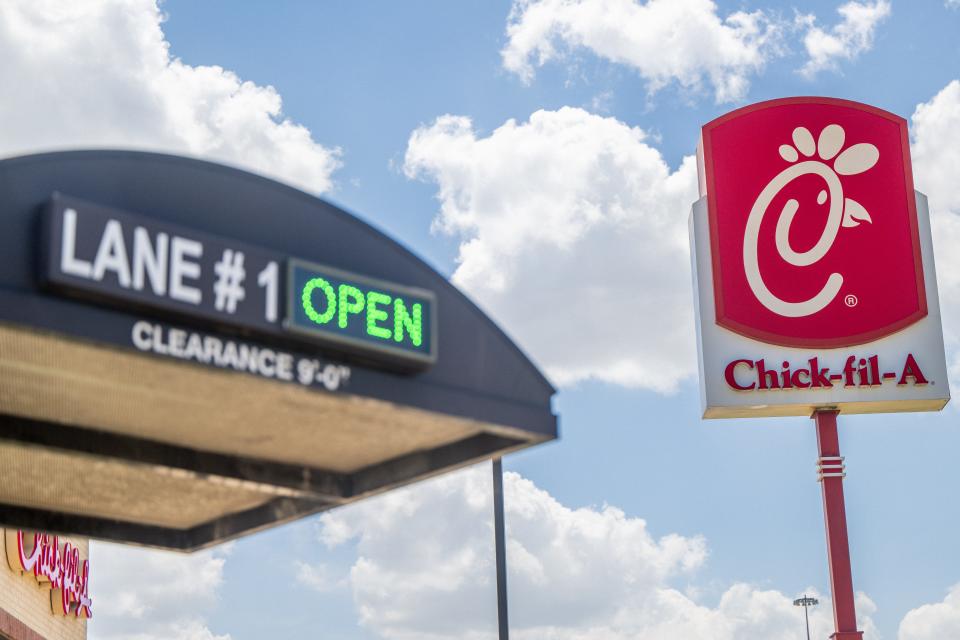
0, 529, 88, 640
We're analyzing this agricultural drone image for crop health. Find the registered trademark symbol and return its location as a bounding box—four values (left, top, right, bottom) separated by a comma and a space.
844, 294, 858, 307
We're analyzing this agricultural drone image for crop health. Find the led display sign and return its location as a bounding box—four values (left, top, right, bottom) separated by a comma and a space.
287, 259, 436, 364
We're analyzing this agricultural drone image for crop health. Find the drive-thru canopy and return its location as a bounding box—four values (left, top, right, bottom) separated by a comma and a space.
0, 151, 556, 551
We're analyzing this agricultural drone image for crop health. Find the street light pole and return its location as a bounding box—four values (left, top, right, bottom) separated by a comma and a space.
793, 595, 819, 640
493, 458, 509, 640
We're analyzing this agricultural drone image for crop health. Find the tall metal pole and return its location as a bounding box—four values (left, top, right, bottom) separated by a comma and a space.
492, 458, 509, 640
813, 410, 863, 640
793, 595, 818, 639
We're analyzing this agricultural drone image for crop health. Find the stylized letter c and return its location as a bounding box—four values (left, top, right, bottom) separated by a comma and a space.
743, 161, 844, 317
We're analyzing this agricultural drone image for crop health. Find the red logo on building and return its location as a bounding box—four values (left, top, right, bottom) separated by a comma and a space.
699, 97, 926, 348
4, 530, 92, 618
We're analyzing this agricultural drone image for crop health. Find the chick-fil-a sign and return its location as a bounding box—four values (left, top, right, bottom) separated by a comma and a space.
701, 97, 926, 348
690, 97, 949, 418
4, 529, 92, 618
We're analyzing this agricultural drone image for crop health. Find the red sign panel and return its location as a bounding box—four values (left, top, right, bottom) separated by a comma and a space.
700, 97, 926, 348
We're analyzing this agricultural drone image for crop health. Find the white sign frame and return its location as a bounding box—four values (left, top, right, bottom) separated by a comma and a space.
690, 191, 950, 418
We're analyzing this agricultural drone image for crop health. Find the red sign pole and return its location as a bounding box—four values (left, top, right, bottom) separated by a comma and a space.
813, 410, 863, 640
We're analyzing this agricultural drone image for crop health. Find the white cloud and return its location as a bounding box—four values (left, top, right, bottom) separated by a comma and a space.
318, 464, 877, 639
501, 0, 783, 103
911, 80, 960, 397
404, 107, 698, 391
404, 85, 960, 396
295, 560, 343, 592
87, 542, 231, 640
0, 0, 341, 193
798, 1, 891, 78
912, 81, 960, 214
899, 584, 960, 640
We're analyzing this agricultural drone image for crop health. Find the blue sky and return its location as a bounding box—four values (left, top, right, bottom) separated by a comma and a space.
156, 0, 960, 257
162, 1, 959, 636
3, 1, 960, 638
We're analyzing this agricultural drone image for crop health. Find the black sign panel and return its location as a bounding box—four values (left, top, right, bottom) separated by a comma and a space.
42, 194, 436, 367
44, 193, 284, 334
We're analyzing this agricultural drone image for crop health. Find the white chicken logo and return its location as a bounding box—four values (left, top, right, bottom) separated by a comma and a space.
744, 124, 879, 318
